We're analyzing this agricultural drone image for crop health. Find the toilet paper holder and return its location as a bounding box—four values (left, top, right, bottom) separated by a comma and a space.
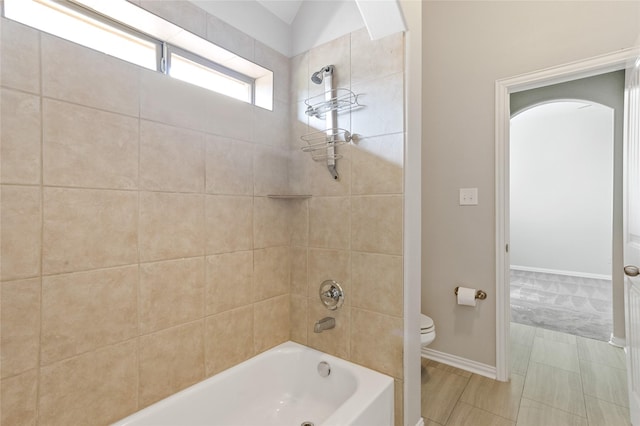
454, 287, 487, 300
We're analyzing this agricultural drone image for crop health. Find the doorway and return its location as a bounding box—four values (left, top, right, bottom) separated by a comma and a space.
509, 98, 616, 341
494, 49, 639, 381
508, 71, 625, 344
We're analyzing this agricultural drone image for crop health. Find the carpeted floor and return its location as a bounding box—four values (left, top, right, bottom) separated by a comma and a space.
510, 269, 613, 341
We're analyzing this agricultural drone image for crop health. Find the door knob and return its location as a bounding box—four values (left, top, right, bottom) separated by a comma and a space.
624, 265, 640, 277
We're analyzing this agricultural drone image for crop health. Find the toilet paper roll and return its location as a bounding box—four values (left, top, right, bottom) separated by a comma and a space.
457, 287, 477, 307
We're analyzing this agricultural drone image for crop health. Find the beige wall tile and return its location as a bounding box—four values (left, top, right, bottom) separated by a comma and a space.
140, 257, 205, 334
308, 149, 352, 197
307, 301, 350, 360
394, 378, 403, 426
254, 41, 290, 104
309, 197, 350, 249
1, 19, 40, 94
205, 251, 253, 315
43, 99, 139, 189
287, 146, 311, 195
139, 321, 205, 407
352, 252, 403, 317
351, 28, 404, 85
206, 15, 254, 61
289, 198, 309, 246
140, 121, 205, 193
139, 192, 204, 262
205, 306, 254, 375
206, 136, 253, 195
308, 34, 350, 99
42, 188, 138, 274
351, 195, 403, 255
254, 246, 290, 301
254, 295, 290, 353
38, 341, 138, 426
290, 294, 308, 345
351, 72, 404, 138
41, 266, 138, 365
140, 70, 253, 141
1, 89, 41, 184
41, 35, 139, 117
254, 197, 291, 248
307, 248, 350, 300
290, 247, 308, 296
351, 308, 403, 378
1, 185, 41, 281
352, 133, 404, 195
290, 52, 309, 103
138, 0, 207, 37
253, 99, 289, 148
253, 145, 290, 196
1, 279, 40, 378
205, 195, 252, 254
1, 369, 38, 426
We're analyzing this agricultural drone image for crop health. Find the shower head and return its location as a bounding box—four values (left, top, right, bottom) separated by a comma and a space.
311, 65, 334, 84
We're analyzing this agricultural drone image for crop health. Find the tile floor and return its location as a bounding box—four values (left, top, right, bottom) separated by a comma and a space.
421, 323, 630, 425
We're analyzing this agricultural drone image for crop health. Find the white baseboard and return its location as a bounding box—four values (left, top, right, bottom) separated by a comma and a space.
415, 418, 425, 426
609, 333, 626, 348
421, 347, 497, 380
510, 265, 612, 281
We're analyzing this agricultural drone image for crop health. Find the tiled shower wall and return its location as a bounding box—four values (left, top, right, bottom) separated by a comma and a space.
1, 2, 406, 425
288, 29, 406, 425
0, 5, 294, 423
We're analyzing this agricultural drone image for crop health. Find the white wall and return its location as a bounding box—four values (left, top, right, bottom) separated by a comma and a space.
422, 1, 640, 367
188, 0, 366, 57
510, 101, 614, 277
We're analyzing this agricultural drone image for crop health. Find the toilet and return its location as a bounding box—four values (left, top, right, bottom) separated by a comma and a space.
420, 314, 436, 348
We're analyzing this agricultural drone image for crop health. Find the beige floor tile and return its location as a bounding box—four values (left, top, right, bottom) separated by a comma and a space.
421, 362, 470, 424
580, 359, 629, 407
510, 323, 536, 347
516, 398, 587, 426
522, 362, 585, 416
584, 395, 630, 426
511, 342, 531, 376
530, 337, 580, 372
460, 374, 524, 420
447, 401, 515, 426
423, 359, 473, 378
535, 327, 577, 344
425, 420, 443, 426
577, 336, 626, 370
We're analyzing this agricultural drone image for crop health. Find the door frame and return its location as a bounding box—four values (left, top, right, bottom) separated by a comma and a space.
495, 47, 640, 381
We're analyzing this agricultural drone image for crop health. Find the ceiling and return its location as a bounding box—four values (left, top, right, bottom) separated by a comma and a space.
256, 0, 304, 25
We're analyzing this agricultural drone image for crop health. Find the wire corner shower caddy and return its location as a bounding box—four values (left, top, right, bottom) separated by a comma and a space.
300, 65, 361, 180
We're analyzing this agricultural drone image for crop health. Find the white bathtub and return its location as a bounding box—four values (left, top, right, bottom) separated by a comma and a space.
113, 341, 394, 426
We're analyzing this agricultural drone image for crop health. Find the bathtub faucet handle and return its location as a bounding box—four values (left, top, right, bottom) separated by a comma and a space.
314, 317, 335, 333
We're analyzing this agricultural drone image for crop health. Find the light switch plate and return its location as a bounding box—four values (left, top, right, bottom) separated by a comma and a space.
459, 188, 478, 205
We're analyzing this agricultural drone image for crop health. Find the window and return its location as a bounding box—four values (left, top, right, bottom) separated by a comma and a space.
168, 47, 254, 103
3, 0, 273, 109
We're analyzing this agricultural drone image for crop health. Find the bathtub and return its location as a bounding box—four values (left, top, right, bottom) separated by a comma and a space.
112, 341, 394, 426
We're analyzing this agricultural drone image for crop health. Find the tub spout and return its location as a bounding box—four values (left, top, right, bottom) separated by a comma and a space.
314, 317, 335, 333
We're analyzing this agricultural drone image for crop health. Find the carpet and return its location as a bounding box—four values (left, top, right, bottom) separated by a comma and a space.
510, 269, 613, 341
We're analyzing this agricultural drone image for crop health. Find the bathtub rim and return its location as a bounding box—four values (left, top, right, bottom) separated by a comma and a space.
111, 340, 394, 426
